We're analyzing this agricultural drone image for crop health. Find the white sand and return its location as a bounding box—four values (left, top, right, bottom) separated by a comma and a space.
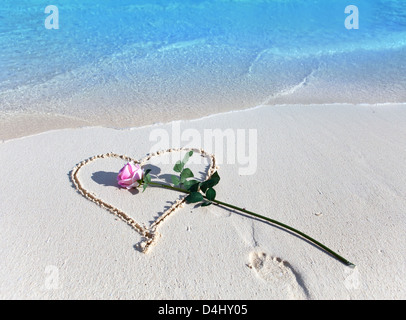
1, 104, 405, 299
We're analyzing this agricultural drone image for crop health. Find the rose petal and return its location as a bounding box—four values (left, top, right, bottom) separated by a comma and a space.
134, 168, 144, 181
118, 177, 133, 187
123, 166, 132, 180
117, 163, 144, 189
126, 181, 140, 189
128, 162, 137, 174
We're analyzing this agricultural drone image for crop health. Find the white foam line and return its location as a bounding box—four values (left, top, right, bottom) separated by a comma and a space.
260, 62, 324, 105
2, 102, 406, 143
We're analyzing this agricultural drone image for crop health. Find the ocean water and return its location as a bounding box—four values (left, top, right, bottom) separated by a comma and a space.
1, 0, 406, 138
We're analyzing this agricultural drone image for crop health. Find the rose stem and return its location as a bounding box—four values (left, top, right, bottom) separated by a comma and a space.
147, 181, 355, 267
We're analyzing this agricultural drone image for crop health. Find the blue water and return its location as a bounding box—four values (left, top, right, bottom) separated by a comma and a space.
1, 0, 405, 87
0, 0, 405, 136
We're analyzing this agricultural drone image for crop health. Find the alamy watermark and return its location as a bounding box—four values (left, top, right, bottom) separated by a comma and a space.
45, 5, 359, 31
345, 5, 359, 30
44, 5, 59, 30
149, 122, 258, 176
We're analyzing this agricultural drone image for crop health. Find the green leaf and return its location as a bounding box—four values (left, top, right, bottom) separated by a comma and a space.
180, 168, 194, 184
200, 171, 221, 193
189, 182, 200, 192
185, 192, 204, 204
201, 201, 212, 207
174, 162, 183, 173
209, 171, 220, 185
144, 169, 152, 176
144, 173, 151, 184
171, 175, 180, 186
182, 150, 194, 165
173, 151, 194, 174
173, 160, 184, 173
142, 183, 148, 193
206, 187, 216, 201
200, 183, 208, 193
183, 179, 200, 191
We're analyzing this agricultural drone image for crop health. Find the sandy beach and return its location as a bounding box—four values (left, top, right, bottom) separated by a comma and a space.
1, 103, 405, 299
1, 0, 406, 302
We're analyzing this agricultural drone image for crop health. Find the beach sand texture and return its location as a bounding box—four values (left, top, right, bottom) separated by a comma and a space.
1, 104, 405, 299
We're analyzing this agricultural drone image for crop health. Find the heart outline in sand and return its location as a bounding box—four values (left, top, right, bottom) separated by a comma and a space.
71, 147, 217, 253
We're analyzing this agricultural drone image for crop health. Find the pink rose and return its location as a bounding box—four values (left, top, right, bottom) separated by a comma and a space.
117, 162, 144, 189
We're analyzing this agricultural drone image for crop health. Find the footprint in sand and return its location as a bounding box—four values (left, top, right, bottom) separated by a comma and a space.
248, 251, 310, 300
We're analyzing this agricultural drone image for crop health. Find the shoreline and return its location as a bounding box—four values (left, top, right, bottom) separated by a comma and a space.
2, 43, 405, 142
1, 103, 405, 299
2, 102, 406, 142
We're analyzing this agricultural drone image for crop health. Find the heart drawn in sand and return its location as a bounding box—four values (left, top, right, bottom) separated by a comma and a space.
71, 148, 217, 253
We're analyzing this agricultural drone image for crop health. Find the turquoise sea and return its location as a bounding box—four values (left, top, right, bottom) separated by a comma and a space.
1, 0, 405, 136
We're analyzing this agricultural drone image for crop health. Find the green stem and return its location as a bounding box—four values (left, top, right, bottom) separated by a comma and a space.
148, 181, 355, 267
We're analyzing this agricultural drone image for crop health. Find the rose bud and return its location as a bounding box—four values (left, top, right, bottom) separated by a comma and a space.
117, 162, 144, 189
